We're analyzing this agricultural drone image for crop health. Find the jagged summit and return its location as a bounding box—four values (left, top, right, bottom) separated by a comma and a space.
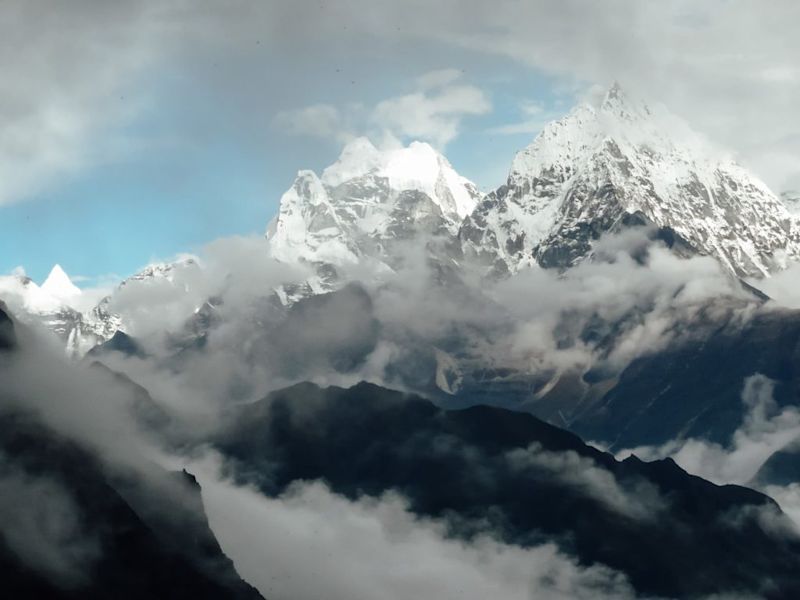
268, 86, 799, 280
461, 83, 800, 277
121, 254, 200, 286
321, 137, 478, 219
267, 137, 481, 269
9, 85, 800, 358
595, 80, 649, 119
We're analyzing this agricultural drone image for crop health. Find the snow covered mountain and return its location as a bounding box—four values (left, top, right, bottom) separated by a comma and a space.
0, 265, 119, 356
267, 85, 799, 284
266, 137, 481, 285
7, 85, 799, 356
460, 83, 800, 277
0, 256, 205, 356
93, 254, 202, 336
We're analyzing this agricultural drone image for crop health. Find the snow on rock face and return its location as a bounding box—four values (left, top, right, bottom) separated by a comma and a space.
461, 83, 800, 278
119, 254, 200, 286
267, 138, 481, 273
0, 256, 203, 357
0, 265, 117, 356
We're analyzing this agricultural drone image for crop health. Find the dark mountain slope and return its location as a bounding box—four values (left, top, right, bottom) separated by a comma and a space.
0, 413, 263, 600
0, 302, 262, 600
571, 307, 800, 449
217, 380, 800, 599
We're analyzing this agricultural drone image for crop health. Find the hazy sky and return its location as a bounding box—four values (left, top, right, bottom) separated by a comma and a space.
2, 0, 799, 284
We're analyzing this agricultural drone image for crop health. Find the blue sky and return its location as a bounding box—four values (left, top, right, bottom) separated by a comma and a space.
0, 38, 573, 285
4, 1, 799, 286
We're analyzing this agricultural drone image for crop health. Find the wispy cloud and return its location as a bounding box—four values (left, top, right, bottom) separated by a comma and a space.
0, 2, 161, 205
195, 456, 637, 600
272, 69, 491, 149
487, 101, 563, 136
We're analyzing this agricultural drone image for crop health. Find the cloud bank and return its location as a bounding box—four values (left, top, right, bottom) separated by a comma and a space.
195, 457, 638, 600
273, 69, 491, 149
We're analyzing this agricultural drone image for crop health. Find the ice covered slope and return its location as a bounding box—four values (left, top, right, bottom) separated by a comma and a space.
266, 137, 481, 272
460, 83, 800, 277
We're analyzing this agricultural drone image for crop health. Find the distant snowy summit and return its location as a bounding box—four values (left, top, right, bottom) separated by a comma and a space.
266, 138, 480, 284
0, 257, 202, 356
0, 265, 118, 356
270, 83, 800, 280
6, 83, 800, 357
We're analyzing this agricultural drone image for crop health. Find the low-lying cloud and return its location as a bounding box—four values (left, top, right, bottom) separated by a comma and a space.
0, 457, 100, 587
194, 455, 638, 600
616, 374, 800, 486
507, 443, 666, 521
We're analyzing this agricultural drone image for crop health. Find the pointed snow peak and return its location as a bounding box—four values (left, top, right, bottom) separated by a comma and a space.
470, 86, 800, 278
321, 137, 382, 186
321, 137, 443, 191
597, 82, 651, 125
41, 264, 81, 299
319, 138, 478, 219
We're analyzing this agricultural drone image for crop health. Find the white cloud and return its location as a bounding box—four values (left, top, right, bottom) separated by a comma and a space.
402, 0, 800, 190
371, 80, 490, 148
6, 0, 800, 206
488, 102, 561, 135
0, 459, 100, 587
754, 262, 800, 309
507, 443, 666, 520
271, 104, 355, 144
0, 1, 162, 205
273, 69, 490, 149
194, 456, 638, 600
416, 68, 463, 90
617, 374, 800, 486
764, 483, 800, 529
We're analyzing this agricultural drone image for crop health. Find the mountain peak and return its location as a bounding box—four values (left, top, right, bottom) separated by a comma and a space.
465, 89, 800, 278
321, 137, 382, 187
41, 264, 81, 299
319, 138, 476, 218
599, 80, 635, 108
268, 138, 481, 272
598, 81, 649, 121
